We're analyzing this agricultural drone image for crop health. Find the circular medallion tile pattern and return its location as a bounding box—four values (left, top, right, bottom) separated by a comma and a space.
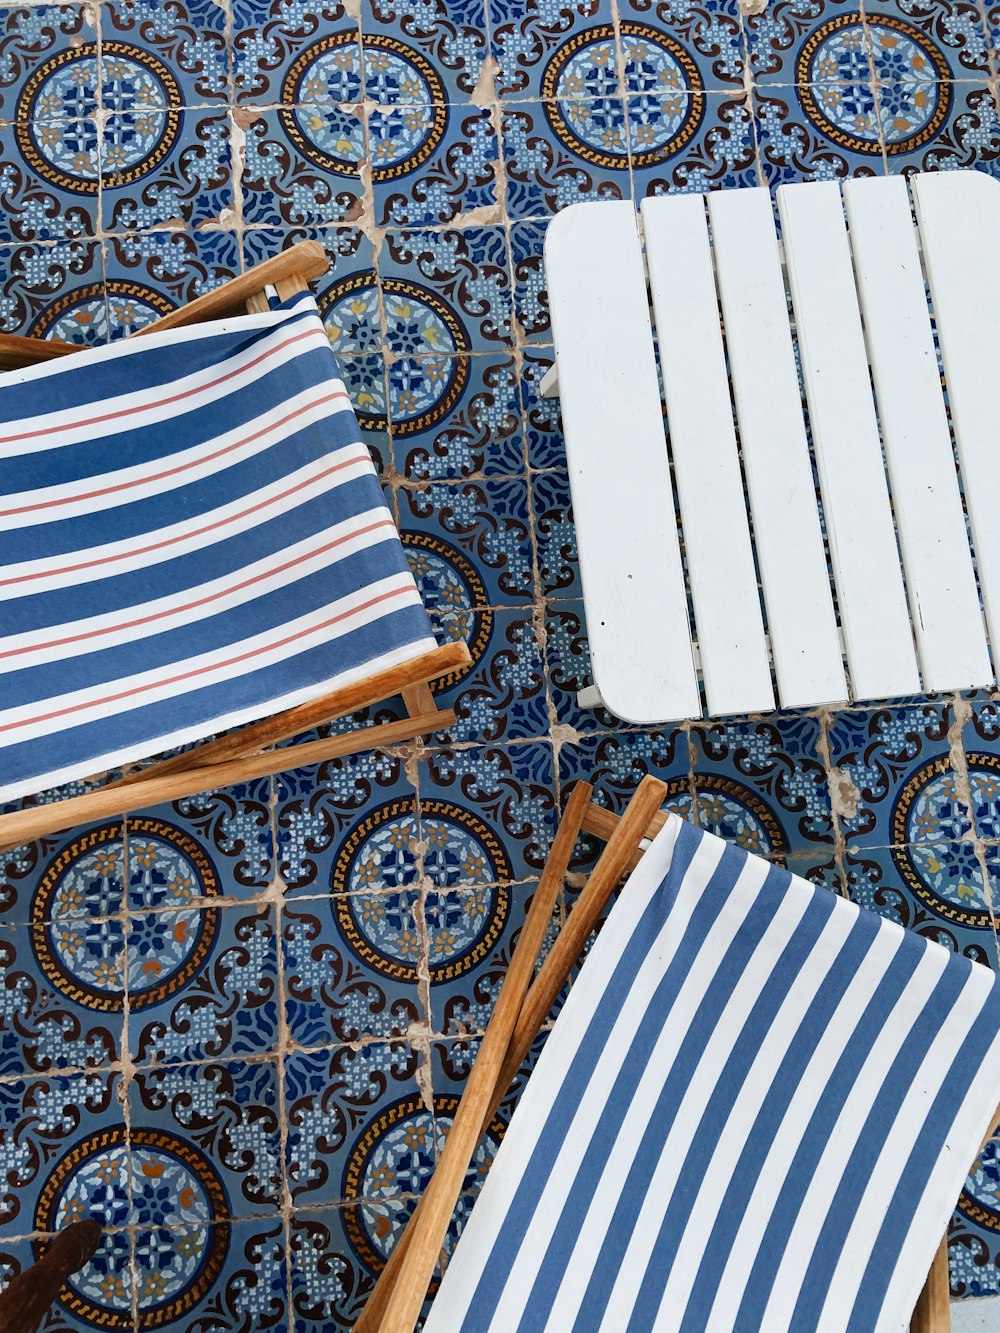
319, 274, 471, 435
343, 1094, 505, 1276
31, 819, 220, 1011
333, 797, 512, 984
670, 774, 787, 857
959, 1136, 1000, 1234
280, 33, 447, 178
891, 756, 1000, 928
797, 15, 951, 155
541, 22, 703, 169
15, 42, 183, 192
31, 280, 175, 342
403, 532, 493, 682
34, 1126, 228, 1329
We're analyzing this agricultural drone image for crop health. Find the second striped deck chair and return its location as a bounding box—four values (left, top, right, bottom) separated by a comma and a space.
356, 778, 1000, 1333
0, 243, 468, 849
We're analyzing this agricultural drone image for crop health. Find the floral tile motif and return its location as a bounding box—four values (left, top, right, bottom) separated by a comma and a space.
544, 600, 624, 736
0, 1069, 120, 1234
283, 896, 425, 1044
102, 108, 232, 231
1, 821, 124, 926
429, 876, 549, 1035
231, 0, 358, 104
380, 226, 513, 354
284, 1040, 421, 1207
361, 0, 489, 103
392, 355, 524, 481
130, 1058, 283, 1219
239, 106, 366, 228
962, 699, 1000, 841
755, 88, 887, 186
691, 713, 835, 857
431, 607, 548, 744
744, 0, 865, 84
103, 228, 239, 336
371, 104, 499, 228
398, 476, 535, 607
131, 903, 280, 1066
0, 4, 98, 123
275, 747, 414, 895
511, 221, 551, 343
490, 0, 615, 100
889, 83, 1000, 177
863, 0, 993, 81
0, 122, 98, 243
420, 741, 558, 882
0, 239, 103, 340
827, 703, 968, 849
0, 920, 122, 1076
629, 94, 760, 195
103, 0, 230, 105
619, 0, 746, 92
521, 347, 565, 469
532, 469, 579, 600
502, 99, 632, 219
843, 841, 999, 965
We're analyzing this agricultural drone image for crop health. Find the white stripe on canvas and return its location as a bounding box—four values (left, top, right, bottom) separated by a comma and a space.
0, 452, 373, 600
0, 309, 330, 455
0, 385, 355, 530
0, 572, 424, 748
0, 505, 397, 672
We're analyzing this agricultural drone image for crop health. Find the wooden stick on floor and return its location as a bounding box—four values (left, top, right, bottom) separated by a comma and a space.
364, 775, 668, 1333
910, 1235, 951, 1333
0, 1219, 102, 1333
0, 711, 449, 851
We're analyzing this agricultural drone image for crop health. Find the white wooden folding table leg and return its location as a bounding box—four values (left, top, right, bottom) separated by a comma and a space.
778, 181, 920, 702
641, 193, 774, 718
544, 201, 701, 724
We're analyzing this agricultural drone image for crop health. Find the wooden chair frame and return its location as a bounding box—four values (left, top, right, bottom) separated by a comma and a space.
0, 241, 470, 850
357, 781, 999, 1333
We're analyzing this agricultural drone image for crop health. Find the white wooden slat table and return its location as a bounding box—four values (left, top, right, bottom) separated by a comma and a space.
543, 171, 998, 725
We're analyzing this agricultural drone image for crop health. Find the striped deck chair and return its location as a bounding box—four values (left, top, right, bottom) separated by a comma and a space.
0, 243, 467, 849
357, 778, 1000, 1333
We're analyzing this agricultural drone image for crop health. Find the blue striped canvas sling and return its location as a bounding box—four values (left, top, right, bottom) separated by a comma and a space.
427, 816, 1000, 1333
0, 292, 437, 804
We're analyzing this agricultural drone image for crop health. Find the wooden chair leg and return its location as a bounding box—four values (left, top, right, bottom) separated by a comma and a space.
0, 1219, 101, 1333
359, 775, 668, 1333
910, 1234, 951, 1333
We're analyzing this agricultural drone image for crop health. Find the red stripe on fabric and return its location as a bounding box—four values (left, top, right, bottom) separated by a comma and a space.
0, 453, 371, 589
0, 325, 326, 448
0, 516, 398, 661
0, 389, 351, 519
0, 582, 416, 735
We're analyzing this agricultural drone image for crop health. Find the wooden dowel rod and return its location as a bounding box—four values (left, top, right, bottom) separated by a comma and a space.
362, 775, 668, 1333
358, 782, 595, 1333
134, 241, 328, 337
910, 1234, 950, 1333
493, 776, 669, 1136
103, 642, 470, 794
0, 1219, 102, 1333
0, 333, 78, 370
0, 710, 450, 850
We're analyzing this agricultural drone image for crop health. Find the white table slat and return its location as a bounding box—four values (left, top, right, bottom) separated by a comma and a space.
778, 181, 920, 702
640, 194, 774, 717
543, 201, 701, 723
708, 187, 847, 711
912, 170, 1000, 669
843, 176, 991, 692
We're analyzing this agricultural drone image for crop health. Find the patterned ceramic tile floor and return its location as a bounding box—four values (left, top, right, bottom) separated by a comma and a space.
1, 0, 1000, 1328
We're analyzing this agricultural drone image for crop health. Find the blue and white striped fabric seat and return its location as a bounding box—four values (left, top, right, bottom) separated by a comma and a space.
427, 817, 1000, 1333
0, 293, 437, 804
